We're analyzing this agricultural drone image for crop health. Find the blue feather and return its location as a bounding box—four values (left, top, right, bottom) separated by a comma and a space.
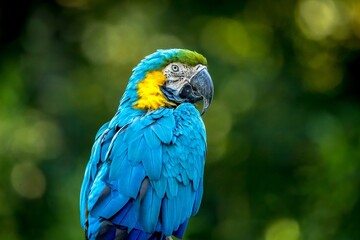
87, 215, 103, 239
127, 136, 143, 164
144, 127, 161, 148
192, 179, 203, 215
134, 137, 150, 165
138, 116, 156, 128
95, 122, 110, 140
123, 125, 143, 144
91, 188, 129, 219
186, 163, 196, 180
127, 229, 142, 240
173, 220, 189, 239
109, 149, 128, 180
151, 177, 166, 198
104, 128, 125, 162
142, 146, 162, 179
161, 197, 176, 236
140, 187, 161, 232
150, 115, 174, 144
116, 164, 146, 199
181, 170, 189, 186
192, 167, 200, 190
114, 198, 140, 231
88, 165, 129, 218
149, 108, 168, 119
166, 177, 178, 198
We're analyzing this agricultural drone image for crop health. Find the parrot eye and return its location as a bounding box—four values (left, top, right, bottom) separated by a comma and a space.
171, 64, 179, 72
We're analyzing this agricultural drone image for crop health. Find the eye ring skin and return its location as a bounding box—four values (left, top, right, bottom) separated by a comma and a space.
171, 64, 179, 72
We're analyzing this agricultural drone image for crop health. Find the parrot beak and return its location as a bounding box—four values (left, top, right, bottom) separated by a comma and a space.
190, 66, 214, 115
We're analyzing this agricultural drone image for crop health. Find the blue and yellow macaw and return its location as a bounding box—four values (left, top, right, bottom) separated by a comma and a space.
80, 49, 214, 240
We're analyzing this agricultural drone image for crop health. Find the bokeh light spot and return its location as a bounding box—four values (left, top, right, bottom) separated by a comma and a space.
81, 21, 183, 68
220, 76, 257, 114
201, 18, 250, 63
11, 162, 46, 199
201, 18, 273, 65
296, 0, 344, 40
9, 112, 63, 161
265, 218, 301, 240
348, 0, 360, 38
81, 22, 146, 66
306, 113, 347, 172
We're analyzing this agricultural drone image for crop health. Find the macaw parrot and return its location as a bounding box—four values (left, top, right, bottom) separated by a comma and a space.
80, 49, 214, 240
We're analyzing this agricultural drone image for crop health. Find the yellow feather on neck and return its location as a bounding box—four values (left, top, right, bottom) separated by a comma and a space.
133, 71, 175, 111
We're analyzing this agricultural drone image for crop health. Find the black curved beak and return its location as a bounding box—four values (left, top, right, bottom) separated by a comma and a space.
190, 67, 214, 115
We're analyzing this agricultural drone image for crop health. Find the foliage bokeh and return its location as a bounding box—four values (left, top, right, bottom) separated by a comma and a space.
1, 0, 360, 239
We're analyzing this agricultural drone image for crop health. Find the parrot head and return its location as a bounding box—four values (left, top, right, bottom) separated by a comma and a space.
122, 49, 214, 115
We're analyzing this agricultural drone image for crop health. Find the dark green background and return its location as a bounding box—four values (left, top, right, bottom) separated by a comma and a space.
1, 0, 360, 239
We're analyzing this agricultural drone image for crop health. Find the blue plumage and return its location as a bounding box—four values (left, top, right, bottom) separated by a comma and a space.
80, 49, 212, 240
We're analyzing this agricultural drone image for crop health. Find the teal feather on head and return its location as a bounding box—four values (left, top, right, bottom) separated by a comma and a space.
135, 49, 207, 74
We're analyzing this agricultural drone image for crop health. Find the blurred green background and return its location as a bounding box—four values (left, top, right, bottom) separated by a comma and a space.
1, 0, 360, 239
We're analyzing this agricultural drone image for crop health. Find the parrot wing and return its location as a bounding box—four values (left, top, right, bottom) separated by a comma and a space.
81, 104, 206, 239
80, 121, 112, 227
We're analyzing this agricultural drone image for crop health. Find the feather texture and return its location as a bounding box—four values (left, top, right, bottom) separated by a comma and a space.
80, 49, 209, 240
81, 103, 206, 239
